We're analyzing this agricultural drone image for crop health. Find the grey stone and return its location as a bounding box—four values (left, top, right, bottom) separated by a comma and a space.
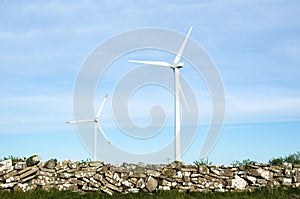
250, 168, 273, 181
121, 180, 132, 188
0, 159, 13, 173
183, 171, 191, 177
246, 176, 256, 184
158, 185, 171, 190
167, 161, 183, 170
3, 170, 18, 180
146, 176, 158, 192
174, 171, 183, 178
41, 185, 56, 190
75, 170, 95, 178
231, 175, 247, 190
18, 167, 32, 175
100, 186, 113, 195
146, 170, 161, 178
283, 163, 293, 170
69, 162, 78, 169
13, 183, 37, 192
221, 169, 234, 177
128, 172, 147, 178
211, 168, 220, 176
198, 165, 209, 175
14, 161, 26, 170
60, 159, 72, 168
59, 172, 75, 179
89, 161, 103, 167
110, 167, 128, 173
113, 172, 121, 181
26, 155, 41, 167
97, 165, 109, 173
20, 166, 38, 179
0, 182, 17, 189
68, 177, 83, 185
137, 162, 147, 167
44, 159, 57, 169
127, 188, 139, 193
269, 166, 282, 173
294, 164, 300, 168
256, 178, 267, 185
41, 168, 56, 173
106, 183, 122, 192
161, 179, 171, 186
162, 168, 176, 177
82, 183, 99, 191
284, 169, 293, 178
280, 178, 292, 186
191, 173, 201, 178
21, 174, 37, 183
182, 165, 198, 172
178, 185, 194, 190
295, 169, 300, 182
5, 175, 20, 183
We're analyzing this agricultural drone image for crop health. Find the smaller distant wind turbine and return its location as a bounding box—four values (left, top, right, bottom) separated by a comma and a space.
65, 94, 111, 161
129, 26, 193, 161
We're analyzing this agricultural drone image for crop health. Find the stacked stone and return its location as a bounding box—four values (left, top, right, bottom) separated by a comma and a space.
0, 155, 299, 194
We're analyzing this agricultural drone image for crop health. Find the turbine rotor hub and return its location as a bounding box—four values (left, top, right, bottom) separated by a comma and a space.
173, 62, 184, 68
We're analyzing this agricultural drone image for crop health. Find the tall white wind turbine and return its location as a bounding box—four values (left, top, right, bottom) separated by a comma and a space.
65, 94, 111, 161
129, 26, 193, 161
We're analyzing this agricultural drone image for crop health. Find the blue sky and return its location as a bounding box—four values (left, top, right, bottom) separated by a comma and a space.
0, 0, 300, 164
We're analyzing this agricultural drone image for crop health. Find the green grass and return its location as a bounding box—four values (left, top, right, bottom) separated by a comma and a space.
1, 187, 299, 199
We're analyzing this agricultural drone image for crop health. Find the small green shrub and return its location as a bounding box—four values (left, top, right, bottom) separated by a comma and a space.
269, 157, 284, 166
269, 151, 300, 165
0, 155, 20, 163
232, 158, 256, 166
193, 158, 212, 167
231, 159, 256, 170
81, 158, 92, 163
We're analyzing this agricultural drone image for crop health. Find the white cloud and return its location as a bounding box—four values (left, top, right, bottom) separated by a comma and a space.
0, 94, 73, 134
274, 39, 300, 63
22, 1, 98, 17
226, 93, 300, 124
0, 29, 41, 40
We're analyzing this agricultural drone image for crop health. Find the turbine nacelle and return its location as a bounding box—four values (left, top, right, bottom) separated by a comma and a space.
172, 62, 184, 68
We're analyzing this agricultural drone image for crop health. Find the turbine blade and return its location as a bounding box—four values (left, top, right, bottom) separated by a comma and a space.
96, 94, 108, 118
129, 60, 172, 67
173, 26, 193, 65
65, 119, 95, 124
97, 124, 111, 145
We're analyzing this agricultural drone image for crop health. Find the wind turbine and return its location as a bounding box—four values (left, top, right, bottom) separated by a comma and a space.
65, 94, 111, 161
129, 26, 193, 161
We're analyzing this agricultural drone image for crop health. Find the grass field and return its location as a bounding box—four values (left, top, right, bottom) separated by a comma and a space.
1, 187, 299, 199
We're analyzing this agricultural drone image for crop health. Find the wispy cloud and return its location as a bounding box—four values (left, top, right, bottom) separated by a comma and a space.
226, 93, 300, 124
0, 94, 72, 134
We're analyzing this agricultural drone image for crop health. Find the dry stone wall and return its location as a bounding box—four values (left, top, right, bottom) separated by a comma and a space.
0, 155, 299, 194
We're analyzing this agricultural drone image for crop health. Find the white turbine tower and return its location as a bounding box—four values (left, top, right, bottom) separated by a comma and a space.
129, 26, 193, 161
65, 94, 111, 161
